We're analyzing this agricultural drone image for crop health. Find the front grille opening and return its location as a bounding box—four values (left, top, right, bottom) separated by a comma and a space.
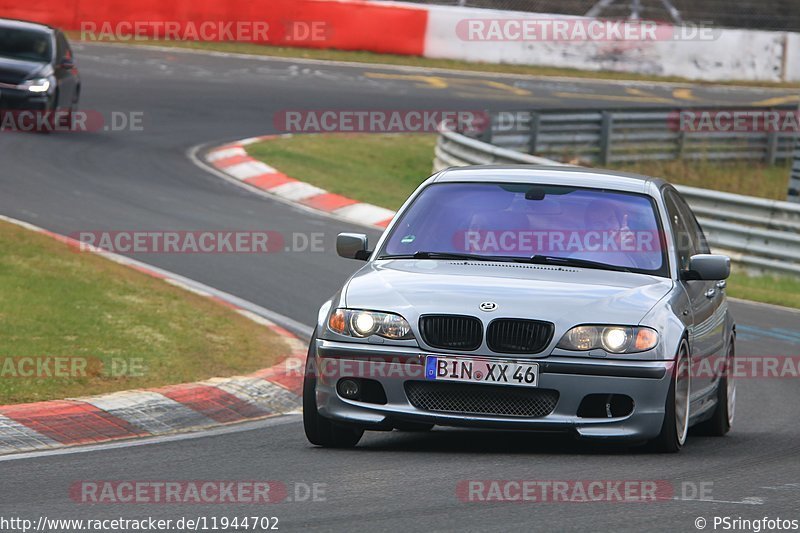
405, 381, 559, 418
487, 318, 554, 354
419, 315, 482, 351
577, 394, 634, 418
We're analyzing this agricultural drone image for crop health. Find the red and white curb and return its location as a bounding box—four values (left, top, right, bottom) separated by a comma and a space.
0, 215, 306, 456
205, 135, 397, 229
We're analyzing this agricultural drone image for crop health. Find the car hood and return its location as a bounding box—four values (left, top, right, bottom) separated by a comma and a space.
0, 57, 46, 84
344, 259, 673, 328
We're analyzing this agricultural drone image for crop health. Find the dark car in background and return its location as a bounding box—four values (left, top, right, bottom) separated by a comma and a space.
0, 19, 80, 119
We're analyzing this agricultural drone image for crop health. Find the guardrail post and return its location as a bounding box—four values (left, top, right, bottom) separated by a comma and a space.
676, 123, 687, 160
789, 137, 800, 203
766, 131, 779, 165
599, 111, 613, 165
480, 116, 493, 144
528, 112, 540, 156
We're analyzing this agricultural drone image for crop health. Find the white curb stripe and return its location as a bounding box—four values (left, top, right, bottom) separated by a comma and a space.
239, 136, 274, 146
206, 146, 246, 162
82, 391, 218, 435
334, 203, 396, 225
0, 415, 58, 454
164, 277, 214, 297
208, 377, 302, 415
269, 181, 327, 201
225, 161, 278, 180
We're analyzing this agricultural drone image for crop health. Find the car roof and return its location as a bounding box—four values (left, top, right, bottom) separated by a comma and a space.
432, 165, 668, 195
0, 18, 56, 34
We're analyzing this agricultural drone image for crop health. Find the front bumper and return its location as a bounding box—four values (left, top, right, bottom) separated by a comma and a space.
313, 339, 673, 441
0, 87, 50, 111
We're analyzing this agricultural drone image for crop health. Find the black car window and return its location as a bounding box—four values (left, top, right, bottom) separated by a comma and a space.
664, 190, 693, 271
0, 28, 52, 63
63, 34, 73, 60
672, 191, 711, 254
56, 32, 67, 61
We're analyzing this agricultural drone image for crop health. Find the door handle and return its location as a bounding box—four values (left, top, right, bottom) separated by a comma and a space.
705, 288, 716, 298
716, 280, 727, 290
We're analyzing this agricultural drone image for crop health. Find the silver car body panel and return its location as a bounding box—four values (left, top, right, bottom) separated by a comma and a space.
311, 166, 734, 440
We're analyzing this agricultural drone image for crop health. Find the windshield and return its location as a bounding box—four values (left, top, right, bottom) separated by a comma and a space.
0, 28, 52, 62
380, 182, 668, 276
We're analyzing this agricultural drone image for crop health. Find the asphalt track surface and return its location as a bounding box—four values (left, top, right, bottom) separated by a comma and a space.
1, 44, 800, 532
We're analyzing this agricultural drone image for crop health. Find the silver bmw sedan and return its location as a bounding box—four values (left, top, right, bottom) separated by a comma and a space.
304, 165, 735, 453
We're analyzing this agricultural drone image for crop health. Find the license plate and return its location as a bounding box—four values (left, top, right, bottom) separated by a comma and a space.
425, 356, 539, 387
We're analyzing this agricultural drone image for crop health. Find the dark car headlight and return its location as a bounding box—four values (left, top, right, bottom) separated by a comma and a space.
557, 325, 658, 353
328, 308, 414, 340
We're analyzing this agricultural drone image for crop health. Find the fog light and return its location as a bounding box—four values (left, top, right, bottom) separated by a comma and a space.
337, 379, 360, 400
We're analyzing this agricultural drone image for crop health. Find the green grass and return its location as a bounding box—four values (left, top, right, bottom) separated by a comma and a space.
727, 271, 800, 309
605, 159, 792, 200
246, 133, 791, 208
246, 133, 437, 210
0, 221, 289, 404
70, 36, 800, 89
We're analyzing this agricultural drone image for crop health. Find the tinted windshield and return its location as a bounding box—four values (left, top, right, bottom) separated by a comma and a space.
0, 28, 52, 62
381, 182, 667, 276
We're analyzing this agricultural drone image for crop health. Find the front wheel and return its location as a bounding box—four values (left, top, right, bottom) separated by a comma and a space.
648, 340, 691, 453
302, 332, 363, 448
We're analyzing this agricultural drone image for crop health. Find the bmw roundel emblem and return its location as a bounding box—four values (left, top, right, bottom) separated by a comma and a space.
479, 301, 498, 312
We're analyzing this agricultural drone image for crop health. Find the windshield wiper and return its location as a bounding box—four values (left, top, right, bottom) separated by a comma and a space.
377, 251, 513, 262
520, 255, 632, 273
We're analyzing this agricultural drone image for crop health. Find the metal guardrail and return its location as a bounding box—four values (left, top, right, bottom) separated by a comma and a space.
434, 128, 800, 276
791, 137, 800, 203
479, 107, 799, 167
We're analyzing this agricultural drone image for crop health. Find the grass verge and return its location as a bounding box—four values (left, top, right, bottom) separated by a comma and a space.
246, 133, 791, 208
245, 133, 437, 210
727, 271, 800, 309
0, 220, 289, 404
605, 159, 792, 200
245, 132, 800, 309
72, 37, 800, 89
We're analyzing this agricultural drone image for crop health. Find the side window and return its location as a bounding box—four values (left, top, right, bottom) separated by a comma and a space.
674, 193, 711, 254
664, 192, 693, 271
56, 33, 69, 61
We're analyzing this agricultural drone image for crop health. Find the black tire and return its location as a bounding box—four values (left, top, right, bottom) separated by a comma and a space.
302, 330, 363, 448
695, 339, 734, 436
648, 340, 691, 453
35, 94, 57, 134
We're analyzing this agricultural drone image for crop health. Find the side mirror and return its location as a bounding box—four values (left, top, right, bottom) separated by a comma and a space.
682, 254, 730, 281
337, 233, 370, 260
59, 58, 75, 70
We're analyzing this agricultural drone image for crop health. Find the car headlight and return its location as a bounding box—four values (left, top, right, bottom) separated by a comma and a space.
557, 325, 658, 353
328, 308, 414, 340
20, 78, 51, 93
